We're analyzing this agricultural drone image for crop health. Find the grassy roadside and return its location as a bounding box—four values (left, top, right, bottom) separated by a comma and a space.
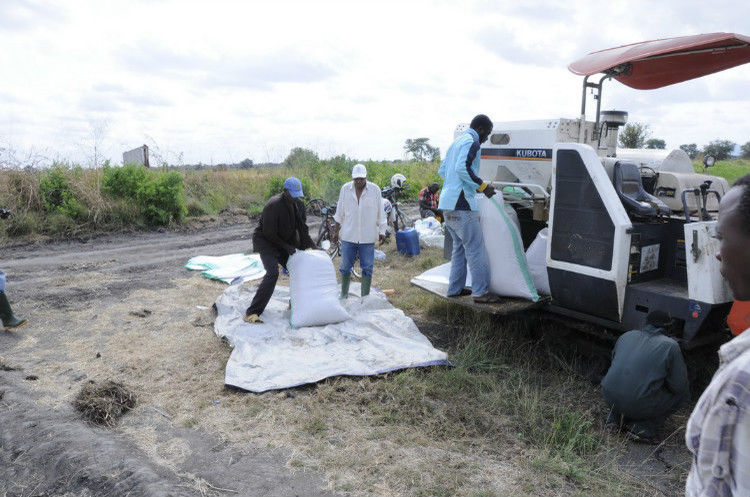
693, 158, 750, 184
0, 159, 439, 243
310, 243, 676, 496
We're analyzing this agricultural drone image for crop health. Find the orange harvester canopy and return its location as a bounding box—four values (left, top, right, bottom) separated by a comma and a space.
568, 32, 750, 90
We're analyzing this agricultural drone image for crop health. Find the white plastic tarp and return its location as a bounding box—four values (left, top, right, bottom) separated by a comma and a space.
412, 262, 472, 288
214, 283, 450, 392
185, 254, 265, 284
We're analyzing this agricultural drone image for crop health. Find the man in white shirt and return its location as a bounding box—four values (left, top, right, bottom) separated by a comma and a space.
332, 164, 387, 298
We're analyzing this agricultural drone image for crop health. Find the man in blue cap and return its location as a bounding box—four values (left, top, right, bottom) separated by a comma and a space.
244, 177, 315, 323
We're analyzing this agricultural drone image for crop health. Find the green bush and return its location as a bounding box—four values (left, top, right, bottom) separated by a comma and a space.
265, 176, 312, 200
135, 171, 187, 225
102, 164, 187, 226
45, 212, 78, 237
95, 201, 144, 230
2, 212, 39, 237
103, 163, 151, 199
39, 165, 82, 218
284, 147, 319, 168
186, 200, 209, 217
266, 177, 284, 199
247, 203, 263, 217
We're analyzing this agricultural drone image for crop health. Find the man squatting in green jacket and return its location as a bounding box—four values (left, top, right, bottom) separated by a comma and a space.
601, 310, 690, 443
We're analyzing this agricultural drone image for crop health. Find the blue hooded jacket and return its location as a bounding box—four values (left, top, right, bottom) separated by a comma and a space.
437, 128, 484, 211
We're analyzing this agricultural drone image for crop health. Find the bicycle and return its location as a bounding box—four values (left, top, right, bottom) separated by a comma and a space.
306, 198, 327, 217
314, 200, 360, 279
381, 184, 411, 233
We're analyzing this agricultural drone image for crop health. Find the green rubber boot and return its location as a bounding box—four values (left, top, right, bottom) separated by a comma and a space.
0, 291, 27, 331
340, 272, 351, 299
361, 274, 372, 297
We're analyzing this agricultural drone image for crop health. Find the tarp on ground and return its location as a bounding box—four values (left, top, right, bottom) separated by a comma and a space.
185, 253, 265, 284
412, 261, 472, 288
213, 283, 451, 392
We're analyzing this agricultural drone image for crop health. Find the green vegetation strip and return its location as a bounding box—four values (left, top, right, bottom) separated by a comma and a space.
0, 151, 441, 241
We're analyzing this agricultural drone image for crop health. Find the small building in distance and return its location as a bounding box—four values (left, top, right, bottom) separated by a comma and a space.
122, 145, 150, 167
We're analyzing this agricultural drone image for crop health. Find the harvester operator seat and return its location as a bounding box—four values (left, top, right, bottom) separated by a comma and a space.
613, 161, 670, 219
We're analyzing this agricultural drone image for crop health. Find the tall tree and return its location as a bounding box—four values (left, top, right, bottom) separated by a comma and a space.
645, 138, 666, 150
618, 123, 651, 149
703, 140, 736, 161
404, 138, 440, 161
283, 147, 319, 168
680, 143, 699, 160
740, 141, 750, 159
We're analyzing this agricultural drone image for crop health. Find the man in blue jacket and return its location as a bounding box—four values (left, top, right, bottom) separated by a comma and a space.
438, 114, 500, 304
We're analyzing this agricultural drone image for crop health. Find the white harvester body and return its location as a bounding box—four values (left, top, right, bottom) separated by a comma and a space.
427, 33, 750, 345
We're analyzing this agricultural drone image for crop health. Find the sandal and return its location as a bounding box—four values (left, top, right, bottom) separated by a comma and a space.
472, 293, 503, 304
243, 314, 264, 324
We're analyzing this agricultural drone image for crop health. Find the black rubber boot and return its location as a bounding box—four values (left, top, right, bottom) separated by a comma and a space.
0, 291, 27, 330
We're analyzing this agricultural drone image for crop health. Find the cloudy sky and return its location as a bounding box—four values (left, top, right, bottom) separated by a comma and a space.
1, 0, 749, 166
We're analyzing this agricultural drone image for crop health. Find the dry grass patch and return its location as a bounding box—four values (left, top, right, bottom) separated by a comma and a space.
73, 380, 137, 426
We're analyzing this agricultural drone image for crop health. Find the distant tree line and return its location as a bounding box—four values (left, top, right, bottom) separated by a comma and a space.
618, 122, 749, 160
178, 158, 257, 170
680, 140, 738, 161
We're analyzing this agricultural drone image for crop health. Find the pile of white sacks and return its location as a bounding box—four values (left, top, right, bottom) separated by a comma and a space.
413, 216, 444, 248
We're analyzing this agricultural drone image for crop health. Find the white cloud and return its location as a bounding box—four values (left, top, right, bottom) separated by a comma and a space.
0, 0, 749, 165
0, 1, 66, 32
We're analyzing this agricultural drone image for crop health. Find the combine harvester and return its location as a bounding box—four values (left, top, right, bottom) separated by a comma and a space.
413, 33, 750, 348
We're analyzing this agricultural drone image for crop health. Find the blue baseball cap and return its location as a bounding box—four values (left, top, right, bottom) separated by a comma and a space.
283, 177, 304, 198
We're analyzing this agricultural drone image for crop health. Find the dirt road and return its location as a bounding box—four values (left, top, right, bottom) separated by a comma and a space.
1, 221, 338, 496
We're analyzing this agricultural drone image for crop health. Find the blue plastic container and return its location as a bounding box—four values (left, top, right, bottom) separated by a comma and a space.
396, 227, 420, 256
